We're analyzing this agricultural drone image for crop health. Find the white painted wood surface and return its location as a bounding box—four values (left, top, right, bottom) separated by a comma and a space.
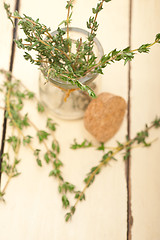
131, 0, 160, 239
0, 0, 160, 239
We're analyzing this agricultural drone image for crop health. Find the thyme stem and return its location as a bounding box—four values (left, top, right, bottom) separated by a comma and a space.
84, 39, 159, 75
1, 130, 20, 196
65, 121, 159, 221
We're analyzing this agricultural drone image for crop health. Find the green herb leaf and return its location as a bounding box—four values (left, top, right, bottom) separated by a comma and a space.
97, 142, 105, 151
37, 130, 50, 142
65, 212, 72, 222
37, 102, 45, 112
23, 135, 32, 145
49, 169, 60, 177
46, 118, 57, 131
70, 139, 92, 149
36, 158, 42, 167
62, 195, 70, 208
44, 152, 50, 163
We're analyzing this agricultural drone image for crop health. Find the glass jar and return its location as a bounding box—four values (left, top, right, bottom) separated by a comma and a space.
39, 27, 104, 120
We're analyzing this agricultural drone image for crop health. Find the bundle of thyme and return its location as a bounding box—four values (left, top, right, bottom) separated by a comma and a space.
4, 1, 160, 97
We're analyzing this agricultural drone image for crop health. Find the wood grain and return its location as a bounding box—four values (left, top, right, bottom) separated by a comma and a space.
0, 0, 18, 185
131, 0, 160, 239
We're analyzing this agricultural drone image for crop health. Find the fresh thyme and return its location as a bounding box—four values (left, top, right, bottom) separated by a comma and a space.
4, 1, 160, 97
0, 70, 160, 221
65, 120, 160, 221
0, 69, 80, 209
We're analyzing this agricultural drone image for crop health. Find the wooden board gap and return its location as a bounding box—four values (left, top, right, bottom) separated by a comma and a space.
0, 0, 21, 187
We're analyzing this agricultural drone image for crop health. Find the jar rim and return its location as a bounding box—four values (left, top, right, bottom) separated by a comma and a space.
41, 27, 104, 89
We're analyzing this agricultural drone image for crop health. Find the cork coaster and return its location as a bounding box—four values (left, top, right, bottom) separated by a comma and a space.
84, 92, 127, 142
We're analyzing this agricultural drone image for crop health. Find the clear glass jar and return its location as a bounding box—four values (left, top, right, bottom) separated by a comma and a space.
39, 27, 104, 120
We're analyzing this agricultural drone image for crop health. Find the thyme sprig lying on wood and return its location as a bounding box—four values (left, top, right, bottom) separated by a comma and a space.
4, 1, 160, 97
65, 119, 160, 221
0, 69, 80, 208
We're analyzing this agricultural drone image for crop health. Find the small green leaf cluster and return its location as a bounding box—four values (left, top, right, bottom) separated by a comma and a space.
155, 33, 160, 43
59, 181, 76, 211
4, 2, 13, 24
48, 140, 63, 178
152, 116, 160, 128
3, 81, 34, 130
65, 189, 85, 221
96, 142, 105, 151
23, 135, 32, 145
70, 139, 92, 149
34, 149, 42, 166
46, 118, 57, 131
135, 129, 150, 146
92, 0, 111, 14
59, 182, 75, 194
48, 139, 84, 214
1, 153, 20, 178
83, 150, 117, 187
138, 44, 150, 53
37, 102, 45, 112
37, 130, 50, 142
0, 191, 5, 202
66, 0, 74, 9
6, 136, 20, 152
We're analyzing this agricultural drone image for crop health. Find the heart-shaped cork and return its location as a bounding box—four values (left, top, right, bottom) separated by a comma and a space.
84, 92, 127, 142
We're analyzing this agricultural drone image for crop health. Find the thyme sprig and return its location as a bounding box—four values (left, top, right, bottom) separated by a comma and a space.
86, 0, 111, 62
4, 2, 160, 97
0, 70, 80, 207
65, 119, 160, 221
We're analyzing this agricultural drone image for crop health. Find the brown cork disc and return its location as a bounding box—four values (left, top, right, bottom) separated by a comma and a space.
84, 92, 127, 142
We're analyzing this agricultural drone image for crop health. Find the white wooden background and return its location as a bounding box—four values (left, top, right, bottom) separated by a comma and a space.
0, 0, 160, 239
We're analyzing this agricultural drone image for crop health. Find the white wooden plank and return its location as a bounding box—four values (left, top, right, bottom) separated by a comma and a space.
0, 1, 129, 239
131, 0, 160, 239
0, 1, 16, 70
0, 1, 16, 165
